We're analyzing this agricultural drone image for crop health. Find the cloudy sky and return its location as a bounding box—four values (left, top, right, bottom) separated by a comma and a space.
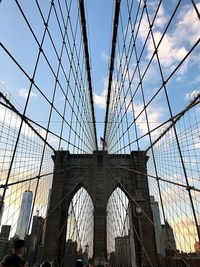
0, 0, 199, 144
0, 0, 200, 253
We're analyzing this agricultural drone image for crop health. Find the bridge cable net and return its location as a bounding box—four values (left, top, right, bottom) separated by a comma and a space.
107, 186, 140, 267
104, 0, 200, 265
0, 0, 97, 256
0, 0, 200, 266
66, 186, 94, 263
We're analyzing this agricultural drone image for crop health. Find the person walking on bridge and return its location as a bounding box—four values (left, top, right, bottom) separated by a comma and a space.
0, 239, 28, 267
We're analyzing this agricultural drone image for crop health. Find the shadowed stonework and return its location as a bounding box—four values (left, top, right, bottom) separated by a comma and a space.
43, 150, 158, 267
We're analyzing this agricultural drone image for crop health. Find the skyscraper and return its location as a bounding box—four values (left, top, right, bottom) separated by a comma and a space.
15, 190, 33, 239
28, 214, 45, 265
162, 221, 176, 255
150, 196, 165, 256
31, 215, 44, 239
0, 225, 11, 240
0, 195, 4, 226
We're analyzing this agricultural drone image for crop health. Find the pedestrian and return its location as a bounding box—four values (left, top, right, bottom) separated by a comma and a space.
0, 239, 27, 267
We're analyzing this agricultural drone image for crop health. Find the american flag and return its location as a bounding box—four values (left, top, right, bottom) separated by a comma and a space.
100, 137, 108, 148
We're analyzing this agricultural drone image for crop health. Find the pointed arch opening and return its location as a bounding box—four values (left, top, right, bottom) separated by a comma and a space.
107, 187, 136, 266
66, 187, 94, 259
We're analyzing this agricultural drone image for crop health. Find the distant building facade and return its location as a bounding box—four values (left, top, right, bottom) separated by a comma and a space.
28, 215, 45, 265
162, 221, 176, 255
31, 215, 44, 240
15, 190, 33, 239
150, 196, 165, 256
0, 225, 11, 241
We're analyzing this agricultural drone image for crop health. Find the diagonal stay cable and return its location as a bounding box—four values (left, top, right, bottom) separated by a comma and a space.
78, 0, 98, 150
103, 0, 121, 150
0, 91, 55, 152
112, 166, 200, 193
106, 165, 190, 266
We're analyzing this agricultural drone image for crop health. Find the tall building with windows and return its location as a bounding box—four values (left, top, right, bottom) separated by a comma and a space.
150, 196, 165, 256
28, 214, 45, 265
0, 225, 11, 240
15, 190, 33, 239
162, 221, 176, 255
0, 196, 4, 226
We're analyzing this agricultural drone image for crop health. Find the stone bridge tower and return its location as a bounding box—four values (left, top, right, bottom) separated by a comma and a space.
43, 150, 158, 267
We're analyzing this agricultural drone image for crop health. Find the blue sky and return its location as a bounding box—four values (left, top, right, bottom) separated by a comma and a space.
0, 0, 200, 252
0, 0, 200, 147
0, 0, 114, 144
0, 0, 115, 237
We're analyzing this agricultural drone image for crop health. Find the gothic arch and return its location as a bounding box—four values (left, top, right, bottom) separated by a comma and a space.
43, 150, 158, 266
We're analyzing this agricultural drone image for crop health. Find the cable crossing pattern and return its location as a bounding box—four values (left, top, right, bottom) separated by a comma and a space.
0, 0, 200, 267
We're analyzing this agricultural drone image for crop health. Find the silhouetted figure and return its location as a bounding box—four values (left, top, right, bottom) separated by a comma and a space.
75, 259, 83, 267
0, 239, 27, 267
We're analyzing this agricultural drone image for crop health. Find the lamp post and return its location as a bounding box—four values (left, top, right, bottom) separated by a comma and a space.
136, 205, 144, 267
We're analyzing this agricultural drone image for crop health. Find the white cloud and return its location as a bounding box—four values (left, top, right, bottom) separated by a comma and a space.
19, 88, 37, 99
147, 2, 168, 30
147, 24, 188, 71
154, 4, 167, 29
185, 89, 200, 100
175, 3, 200, 47
94, 89, 107, 109
131, 101, 164, 138
0, 106, 22, 128
0, 106, 46, 138
171, 214, 199, 252
193, 142, 200, 149
94, 72, 165, 138
93, 77, 109, 109
137, 3, 200, 74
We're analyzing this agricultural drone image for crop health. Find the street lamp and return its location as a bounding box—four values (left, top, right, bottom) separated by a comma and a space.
136, 205, 144, 267
135, 206, 142, 215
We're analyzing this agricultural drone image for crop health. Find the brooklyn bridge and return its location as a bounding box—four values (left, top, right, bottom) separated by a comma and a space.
0, 0, 200, 266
